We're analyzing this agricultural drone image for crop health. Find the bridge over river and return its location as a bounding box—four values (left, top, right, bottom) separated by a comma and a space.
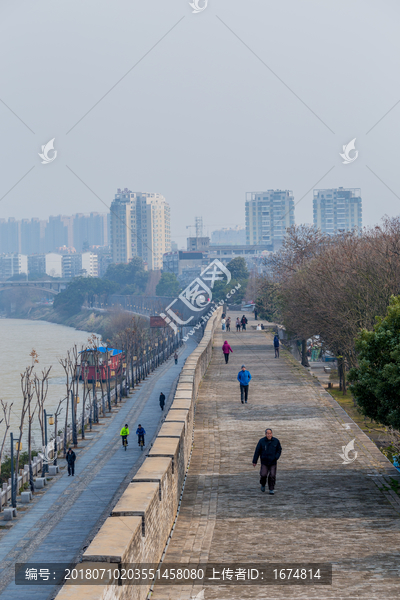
0, 280, 68, 295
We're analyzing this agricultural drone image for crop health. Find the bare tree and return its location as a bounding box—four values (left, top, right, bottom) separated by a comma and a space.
17, 365, 35, 497
0, 400, 13, 475
59, 345, 80, 452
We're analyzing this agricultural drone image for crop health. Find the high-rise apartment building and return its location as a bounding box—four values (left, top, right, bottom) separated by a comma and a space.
313, 188, 362, 234
20, 218, 46, 255
44, 216, 74, 252
0, 218, 20, 254
110, 188, 171, 270
245, 190, 295, 249
73, 213, 108, 251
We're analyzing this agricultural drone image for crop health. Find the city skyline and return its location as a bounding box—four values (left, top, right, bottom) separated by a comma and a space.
1, 2, 399, 243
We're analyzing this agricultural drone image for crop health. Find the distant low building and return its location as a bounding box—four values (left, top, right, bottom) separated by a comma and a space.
28, 253, 62, 278
211, 226, 246, 246
62, 252, 98, 278
163, 250, 205, 278
207, 244, 272, 270
187, 237, 210, 252
0, 253, 28, 280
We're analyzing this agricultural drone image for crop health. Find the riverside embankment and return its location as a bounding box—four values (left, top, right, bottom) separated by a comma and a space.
0, 332, 199, 599
50, 306, 222, 600
12, 305, 115, 339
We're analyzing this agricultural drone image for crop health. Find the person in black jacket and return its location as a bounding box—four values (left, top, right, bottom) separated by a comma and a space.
66, 448, 76, 476
252, 428, 282, 494
159, 392, 166, 411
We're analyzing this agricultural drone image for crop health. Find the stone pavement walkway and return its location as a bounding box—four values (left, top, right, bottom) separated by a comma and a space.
0, 338, 197, 600
152, 312, 400, 600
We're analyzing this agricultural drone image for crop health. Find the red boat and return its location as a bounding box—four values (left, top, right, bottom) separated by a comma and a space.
79, 347, 125, 383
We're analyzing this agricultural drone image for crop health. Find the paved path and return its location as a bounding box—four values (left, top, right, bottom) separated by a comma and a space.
152, 313, 400, 600
0, 338, 197, 600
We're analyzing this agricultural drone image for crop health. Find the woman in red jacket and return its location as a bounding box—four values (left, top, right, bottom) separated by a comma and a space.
222, 340, 233, 364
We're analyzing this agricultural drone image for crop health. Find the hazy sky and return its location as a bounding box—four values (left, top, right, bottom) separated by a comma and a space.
1, 0, 399, 245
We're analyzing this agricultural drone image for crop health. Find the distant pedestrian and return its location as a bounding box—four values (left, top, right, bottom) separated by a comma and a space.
226, 317, 231, 332
222, 340, 233, 364
252, 428, 282, 494
159, 392, 166, 411
174, 351, 178, 365
222, 318, 226, 331
236, 318, 241, 332
237, 365, 252, 404
273, 334, 280, 358
66, 447, 76, 476
241, 315, 248, 331
254, 308, 258, 320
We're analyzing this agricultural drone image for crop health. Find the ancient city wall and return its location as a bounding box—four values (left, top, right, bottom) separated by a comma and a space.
54, 306, 222, 600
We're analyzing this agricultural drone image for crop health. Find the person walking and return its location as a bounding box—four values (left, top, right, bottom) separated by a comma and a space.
237, 365, 252, 403
236, 317, 241, 332
241, 315, 248, 331
174, 351, 178, 365
226, 317, 231, 332
66, 447, 76, 476
222, 317, 226, 331
254, 308, 258, 320
252, 428, 282, 494
273, 334, 280, 358
159, 392, 166, 411
222, 340, 233, 364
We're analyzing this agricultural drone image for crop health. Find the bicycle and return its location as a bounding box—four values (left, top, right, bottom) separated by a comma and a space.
138, 435, 145, 451
122, 435, 128, 451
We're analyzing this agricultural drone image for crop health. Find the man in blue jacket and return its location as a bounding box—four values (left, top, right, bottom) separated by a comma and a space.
252, 428, 282, 494
273, 334, 280, 358
237, 365, 252, 404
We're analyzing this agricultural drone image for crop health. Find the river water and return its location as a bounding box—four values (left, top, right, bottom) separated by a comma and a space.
0, 319, 94, 454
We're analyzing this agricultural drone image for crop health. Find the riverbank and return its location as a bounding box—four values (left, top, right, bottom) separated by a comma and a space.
11, 305, 113, 339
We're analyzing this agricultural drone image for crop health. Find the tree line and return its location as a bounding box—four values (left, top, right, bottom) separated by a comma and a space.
256, 217, 400, 431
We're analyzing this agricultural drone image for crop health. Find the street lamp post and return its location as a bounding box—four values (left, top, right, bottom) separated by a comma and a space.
107, 362, 111, 411
10, 433, 21, 508
43, 410, 55, 474
71, 391, 78, 447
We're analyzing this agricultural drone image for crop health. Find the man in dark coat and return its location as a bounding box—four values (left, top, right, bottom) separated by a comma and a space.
66, 447, 76, 477
159, 392, 166, 411
252, 428, 282, 494
273, 334, 280, 358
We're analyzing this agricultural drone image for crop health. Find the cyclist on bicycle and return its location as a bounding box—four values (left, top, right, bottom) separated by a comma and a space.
120, 424, 129, 447
136, 424, 146, 447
